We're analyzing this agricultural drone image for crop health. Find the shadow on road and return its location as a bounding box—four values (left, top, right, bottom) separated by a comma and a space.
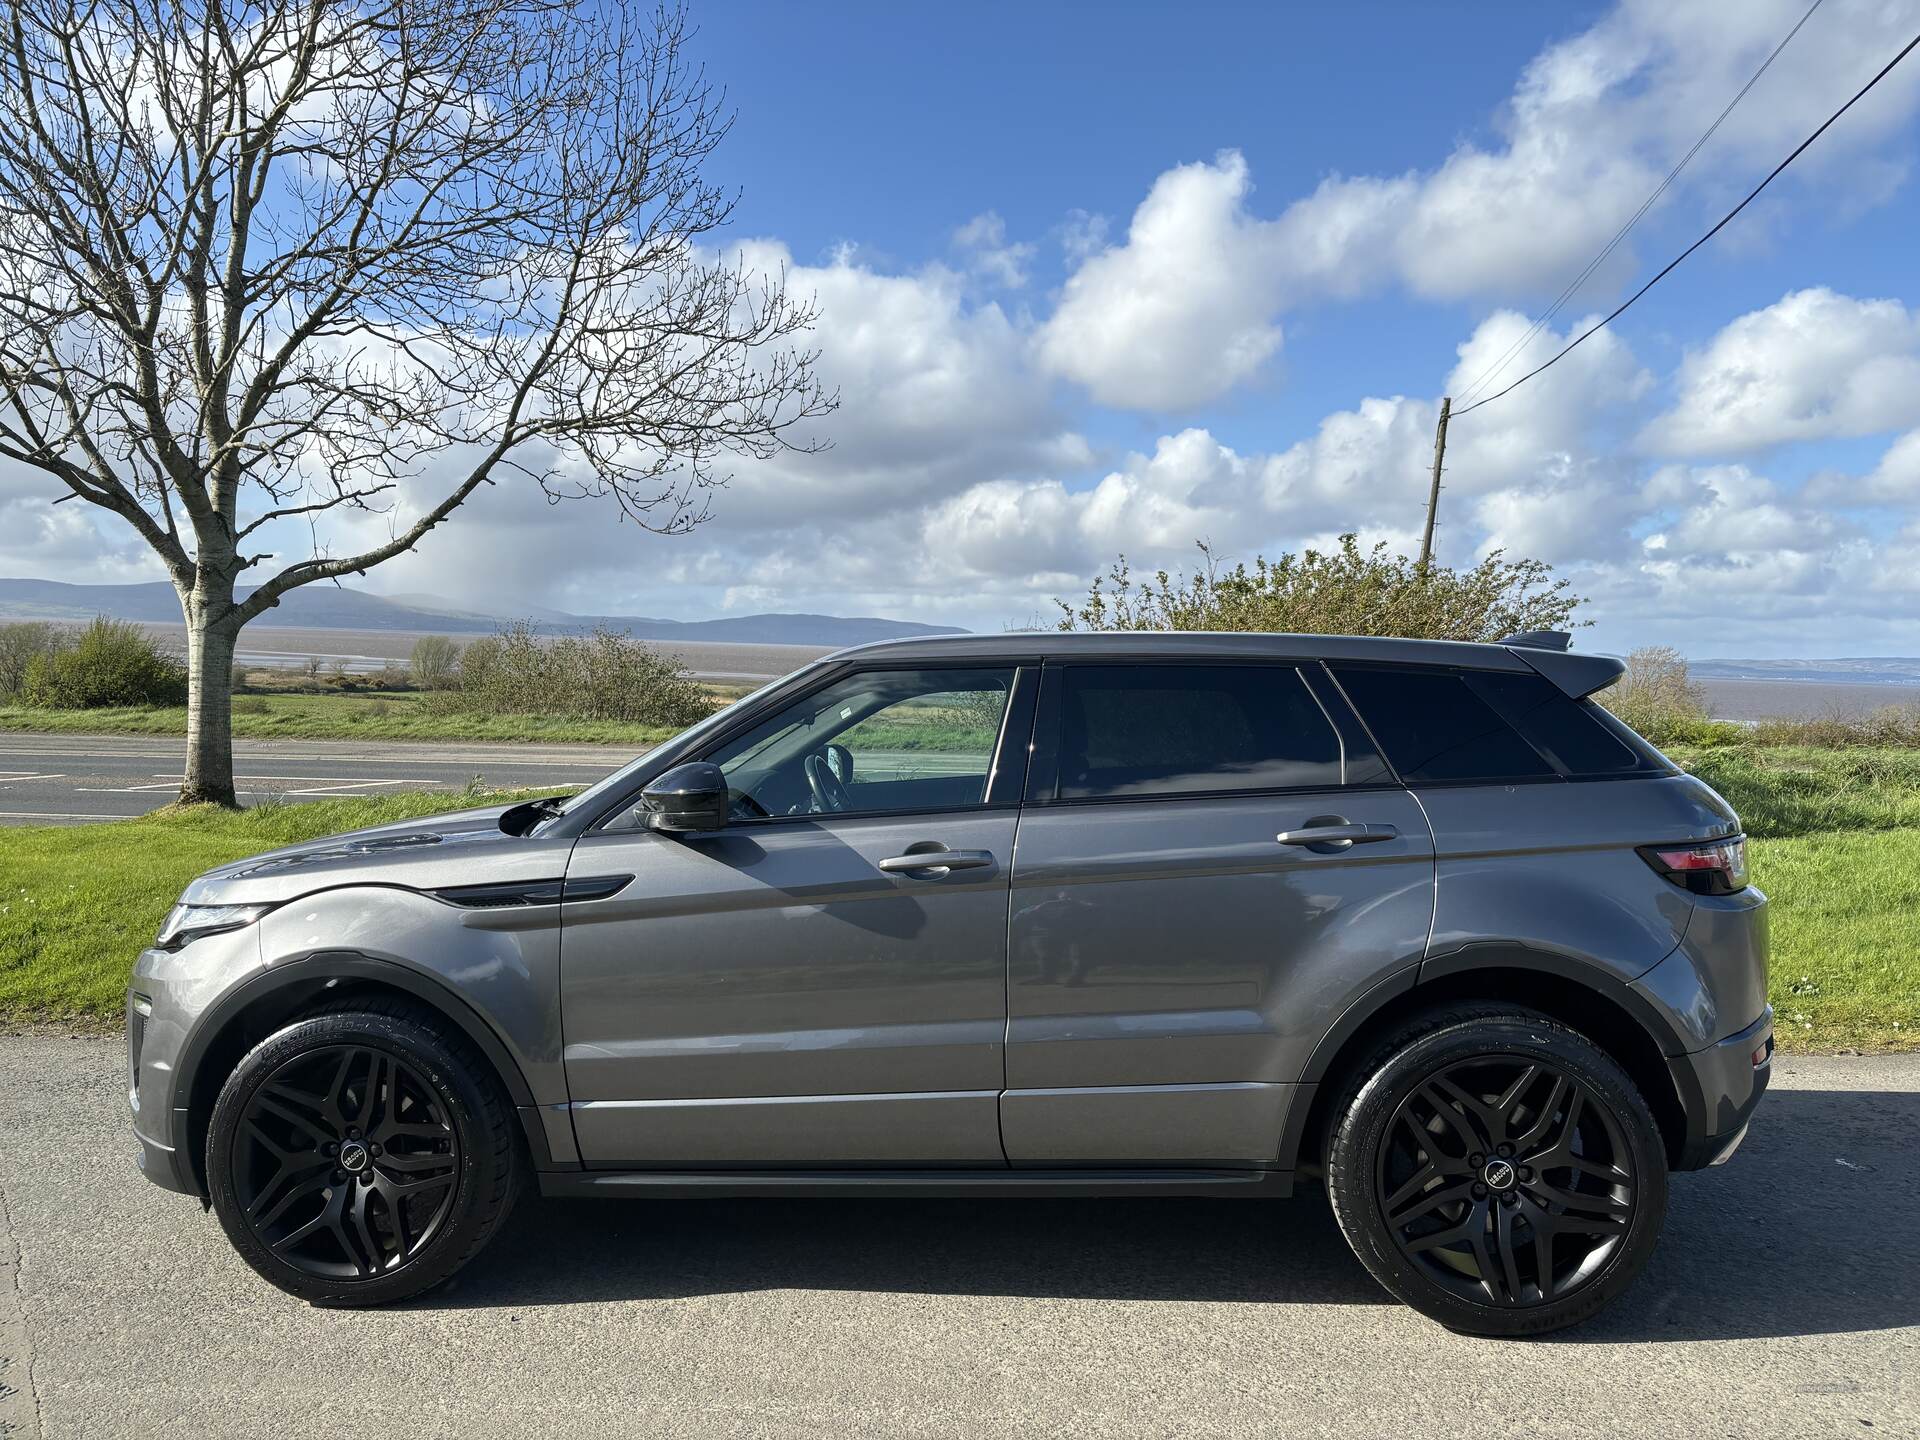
422, 1086, 1919, 1342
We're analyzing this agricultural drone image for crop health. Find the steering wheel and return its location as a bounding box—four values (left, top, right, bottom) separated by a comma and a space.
804, 749, 852, 812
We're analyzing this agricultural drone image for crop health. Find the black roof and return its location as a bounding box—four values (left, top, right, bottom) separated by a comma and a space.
820, 630, 1624, 698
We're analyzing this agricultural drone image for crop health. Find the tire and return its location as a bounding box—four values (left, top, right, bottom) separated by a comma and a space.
206, 999, 521, 1306
1325, 1005, 1668, 1337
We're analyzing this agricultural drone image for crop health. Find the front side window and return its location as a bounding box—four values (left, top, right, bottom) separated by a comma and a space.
705, 667, 1016, 818
1051, 664, 1343, 800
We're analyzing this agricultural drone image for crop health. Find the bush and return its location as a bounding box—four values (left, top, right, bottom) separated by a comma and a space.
19, 617, 188, 708
0, 621, 71, 700
410, 635, 459, 690
1057, 537, 1583, 641
232, 695, 270, 715
1746, 705, 1920, 749
442, 620, 712, 725
1604, 645, 1708, 741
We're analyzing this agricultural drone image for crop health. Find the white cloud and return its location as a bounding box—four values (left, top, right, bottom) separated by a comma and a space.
1641, 288, 1920, 455
1038, 0, 1920, 411
1036, 152, 1287, 410
0, 469, 168, 587
952, 211, 1034, 289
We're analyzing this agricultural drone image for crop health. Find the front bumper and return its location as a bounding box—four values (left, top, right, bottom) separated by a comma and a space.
128, 925, 267, 1198
1671, 1006, 1772, 1170
128, 980, 199, 1195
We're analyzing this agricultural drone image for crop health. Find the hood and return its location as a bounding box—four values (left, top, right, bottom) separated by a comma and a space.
180, 803, 575, 907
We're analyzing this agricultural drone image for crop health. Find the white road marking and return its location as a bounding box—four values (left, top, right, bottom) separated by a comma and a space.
0, 809, 131, 820
0, 773, 63, 784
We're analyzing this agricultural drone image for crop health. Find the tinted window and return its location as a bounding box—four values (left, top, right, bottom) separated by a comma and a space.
1331, 666, 1554, 783
1054, 665, 1341, 799
1465, 671, 1668, 777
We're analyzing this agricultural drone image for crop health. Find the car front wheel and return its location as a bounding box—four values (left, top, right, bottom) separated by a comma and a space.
1326, 1006, 1668, 1337
206, 1000, 520, 1306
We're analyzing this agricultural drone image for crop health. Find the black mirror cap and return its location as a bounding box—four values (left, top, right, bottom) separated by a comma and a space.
639, 761, 730, 834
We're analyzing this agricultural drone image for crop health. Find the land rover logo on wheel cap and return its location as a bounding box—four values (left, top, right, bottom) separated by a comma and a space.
339, 1141, 369, 1173
1482, 1159, 1517, 1191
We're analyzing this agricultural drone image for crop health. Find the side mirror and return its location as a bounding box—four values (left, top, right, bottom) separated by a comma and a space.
639, 762, 730, 834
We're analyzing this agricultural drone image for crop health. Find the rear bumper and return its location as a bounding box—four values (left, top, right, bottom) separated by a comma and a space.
1670, 1006, 1772, 1170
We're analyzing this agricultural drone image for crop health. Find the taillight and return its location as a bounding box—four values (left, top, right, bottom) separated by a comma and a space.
1638, 836, 1750, 895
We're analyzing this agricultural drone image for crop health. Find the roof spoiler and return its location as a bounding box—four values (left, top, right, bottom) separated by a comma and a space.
1500, 630, 1625, 699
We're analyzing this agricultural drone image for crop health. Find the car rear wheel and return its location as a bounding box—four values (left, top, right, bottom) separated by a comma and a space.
1325, 1006, 1668, 1337
206, 1000, 520, 1306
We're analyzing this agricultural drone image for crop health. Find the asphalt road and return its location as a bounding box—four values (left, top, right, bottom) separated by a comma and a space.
0, 1042, 1913, 1438
0, 733, 636, 825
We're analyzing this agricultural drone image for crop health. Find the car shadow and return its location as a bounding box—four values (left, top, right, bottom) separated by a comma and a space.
418, 1086, 1919, 1342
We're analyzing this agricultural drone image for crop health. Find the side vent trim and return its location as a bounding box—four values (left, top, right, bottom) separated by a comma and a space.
430, 874, 632, 909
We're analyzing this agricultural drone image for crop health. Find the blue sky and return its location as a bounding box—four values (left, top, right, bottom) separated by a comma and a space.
6, 0, 1920, 656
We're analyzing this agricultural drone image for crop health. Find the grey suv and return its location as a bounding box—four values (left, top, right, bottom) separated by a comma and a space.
128, 631, 1770, 1335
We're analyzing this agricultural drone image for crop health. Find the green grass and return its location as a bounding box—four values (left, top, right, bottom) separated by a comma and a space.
1670, 744, 1920, 838
1665, 744, 1920, 1052
0, 692, 679, 746
1753, 830, 1920, 1051
0, 789, 548, 1025
2, 746, 1916, 1049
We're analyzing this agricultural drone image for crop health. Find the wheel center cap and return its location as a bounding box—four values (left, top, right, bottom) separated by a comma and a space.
339, 1140, 369, 1173
1482, 1158, 1517, 1191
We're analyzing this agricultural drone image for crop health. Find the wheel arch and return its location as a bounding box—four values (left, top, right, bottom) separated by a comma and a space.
1281, 946, 1697, 1174
176, 953, 546, 1197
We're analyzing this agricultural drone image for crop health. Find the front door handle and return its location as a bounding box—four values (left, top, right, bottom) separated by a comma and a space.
879, 848, 994, 875
1275, 823, 1400, 849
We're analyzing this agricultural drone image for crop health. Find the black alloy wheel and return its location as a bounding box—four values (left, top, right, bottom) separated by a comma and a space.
1375, 1055, 1635, 1308
1326, 1007, 1668, 1336
207, 1002, 520, 1306
234, 1044, 461, 1279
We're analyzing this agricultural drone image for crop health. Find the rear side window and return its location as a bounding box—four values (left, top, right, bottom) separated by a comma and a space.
1464, 671, 1669, 777
1331, 666, 1555, 783
1054, 664, 1342, 799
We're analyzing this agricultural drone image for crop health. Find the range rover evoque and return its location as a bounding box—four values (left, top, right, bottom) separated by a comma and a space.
128, 630, 1771, 1335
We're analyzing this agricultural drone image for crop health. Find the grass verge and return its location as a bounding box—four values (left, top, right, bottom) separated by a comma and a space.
1, 748, 1915, 1049
0, 693, 679, 746
0, 790, 542, 1025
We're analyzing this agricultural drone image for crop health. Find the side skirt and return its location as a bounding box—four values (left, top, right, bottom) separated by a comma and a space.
537, 1167, 1294, 1200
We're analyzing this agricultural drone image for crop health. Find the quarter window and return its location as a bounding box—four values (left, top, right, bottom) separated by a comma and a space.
1465, 671, 1669, 777
1052, 664, 1343, 800
1330, 666, 1555, 783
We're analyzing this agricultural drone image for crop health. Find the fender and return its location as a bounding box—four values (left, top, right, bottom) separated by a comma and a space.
1419, 940, 1692, 1054
1420, 940, 1705, 1131
174, 951, 568, 1181
1273, 942, 1703, 1171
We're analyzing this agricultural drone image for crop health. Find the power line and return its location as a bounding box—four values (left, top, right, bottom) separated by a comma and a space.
1454, 0, 1828, 410
1453, 24, 1920, 421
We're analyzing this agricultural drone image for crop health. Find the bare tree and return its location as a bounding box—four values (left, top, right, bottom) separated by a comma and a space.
408, 632, 458, 689
0, 0, 830, 803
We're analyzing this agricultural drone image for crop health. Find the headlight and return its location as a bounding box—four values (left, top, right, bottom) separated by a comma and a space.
154, 902, 275, 951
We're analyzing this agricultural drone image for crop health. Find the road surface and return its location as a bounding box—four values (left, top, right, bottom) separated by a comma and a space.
0, 732, 989, 825
0, 1042, 1913, 1438
0, 733, 636, 825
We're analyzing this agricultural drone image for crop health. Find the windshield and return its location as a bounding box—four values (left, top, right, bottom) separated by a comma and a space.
530, 675, 785, 832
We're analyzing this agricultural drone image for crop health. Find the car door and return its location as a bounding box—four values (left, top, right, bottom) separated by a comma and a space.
1003, 660, 1435, 1166
560, 663, 1035, 1169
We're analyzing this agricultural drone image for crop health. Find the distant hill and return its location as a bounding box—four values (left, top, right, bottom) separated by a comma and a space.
0, 577, 961, 648
1691, 657, 1920, 686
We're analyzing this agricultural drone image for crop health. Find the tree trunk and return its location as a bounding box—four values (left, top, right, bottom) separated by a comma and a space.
180, 592, 240, 807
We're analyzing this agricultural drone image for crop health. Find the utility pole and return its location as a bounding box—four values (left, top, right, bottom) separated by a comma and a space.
1418, 395, 1451, 578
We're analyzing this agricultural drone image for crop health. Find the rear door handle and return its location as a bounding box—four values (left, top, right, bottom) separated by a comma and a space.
879, 849, 994, 875
1275, 823, 1400, 849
